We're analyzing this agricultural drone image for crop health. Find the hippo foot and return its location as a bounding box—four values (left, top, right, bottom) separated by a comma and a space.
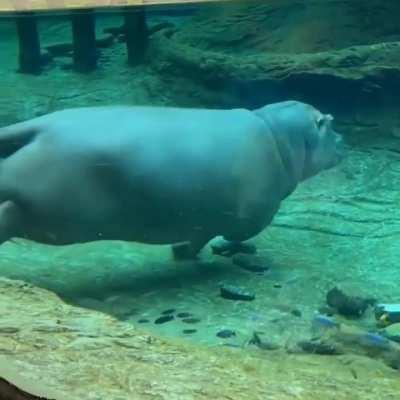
172, 242, 199, 261
211, 239, 257, 257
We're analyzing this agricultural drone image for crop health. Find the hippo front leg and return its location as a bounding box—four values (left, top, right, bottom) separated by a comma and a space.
172, 234, 213, 261
211, 239, 257, 257
0, 200, 22, 244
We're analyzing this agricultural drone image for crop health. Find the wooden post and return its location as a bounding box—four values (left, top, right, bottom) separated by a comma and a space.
16, 12, 41, 75
71, 9, 97, 73
124, 7, 149, 66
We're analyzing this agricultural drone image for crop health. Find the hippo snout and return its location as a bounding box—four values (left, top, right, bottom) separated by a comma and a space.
335, 131, 346, 159
330, 130, 346, 167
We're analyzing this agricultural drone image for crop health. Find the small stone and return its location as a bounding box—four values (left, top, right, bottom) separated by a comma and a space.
138, 319, 150, 324
161, 309, 176, 315
217, 329, 236, 339
220, 284, 255, 301
182, 329, 197, 334
232, 254, 269, 273
291, 309, 302, 318
182, 318, 201, 324
298, 340, 340, 355
0, 327, 20, 334
154, 315, 174, 325
177, 312, 192, 318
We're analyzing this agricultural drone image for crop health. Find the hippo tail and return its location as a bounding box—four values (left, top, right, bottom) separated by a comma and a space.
0, 120, 40, 158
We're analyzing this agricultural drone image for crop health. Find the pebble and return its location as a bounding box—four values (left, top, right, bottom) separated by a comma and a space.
177, 312, 192, 318
182, 317, 201, 324
220, 284, 255, 301
154, 315, 174, 325
182, 329, 197, 334
217, 329, 236, 339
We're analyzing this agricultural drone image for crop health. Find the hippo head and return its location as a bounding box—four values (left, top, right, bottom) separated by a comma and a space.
254, 101, 345, 184
301, 106, 345, 181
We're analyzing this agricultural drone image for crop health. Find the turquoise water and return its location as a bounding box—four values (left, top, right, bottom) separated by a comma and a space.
1, 1, 400, 396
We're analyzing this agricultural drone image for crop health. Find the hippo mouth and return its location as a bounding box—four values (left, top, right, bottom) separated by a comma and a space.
328, 132, 347, 169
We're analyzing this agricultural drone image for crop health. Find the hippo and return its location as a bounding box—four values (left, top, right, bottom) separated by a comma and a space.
0, 101, 344, 259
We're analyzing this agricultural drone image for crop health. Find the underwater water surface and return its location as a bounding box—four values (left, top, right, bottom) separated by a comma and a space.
1, 1, 400, 398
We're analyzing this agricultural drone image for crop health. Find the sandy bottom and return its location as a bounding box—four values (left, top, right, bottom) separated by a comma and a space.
1, 133, 400, 351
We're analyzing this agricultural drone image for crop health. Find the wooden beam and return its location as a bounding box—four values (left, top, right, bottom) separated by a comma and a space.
15, 11, 42, 74
124, 7, 148, 66
71, 9, 98, 72
0, 0, 221, 13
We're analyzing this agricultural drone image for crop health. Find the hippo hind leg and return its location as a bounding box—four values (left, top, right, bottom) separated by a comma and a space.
0, 200, 22, 244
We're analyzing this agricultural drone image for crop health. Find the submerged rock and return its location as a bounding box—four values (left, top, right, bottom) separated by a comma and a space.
326, 287, 376, 318
220, 284, 255, 301
149, 0, 400, 128
154, 315, 174, 325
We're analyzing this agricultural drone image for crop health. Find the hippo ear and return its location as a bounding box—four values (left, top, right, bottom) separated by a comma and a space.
316, 115, 324, 130
308, 113, 334, 148
316, 114, 333, 130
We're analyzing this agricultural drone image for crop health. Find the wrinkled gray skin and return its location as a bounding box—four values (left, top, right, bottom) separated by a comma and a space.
0, 101, 344, 259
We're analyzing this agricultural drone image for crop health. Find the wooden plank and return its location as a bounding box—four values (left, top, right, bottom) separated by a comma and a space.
0, 0, 220, 13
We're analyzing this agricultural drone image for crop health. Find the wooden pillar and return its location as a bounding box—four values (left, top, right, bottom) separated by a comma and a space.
71, 9, 97, 73
16, 12, 41, 75
124, 8, 148, 67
